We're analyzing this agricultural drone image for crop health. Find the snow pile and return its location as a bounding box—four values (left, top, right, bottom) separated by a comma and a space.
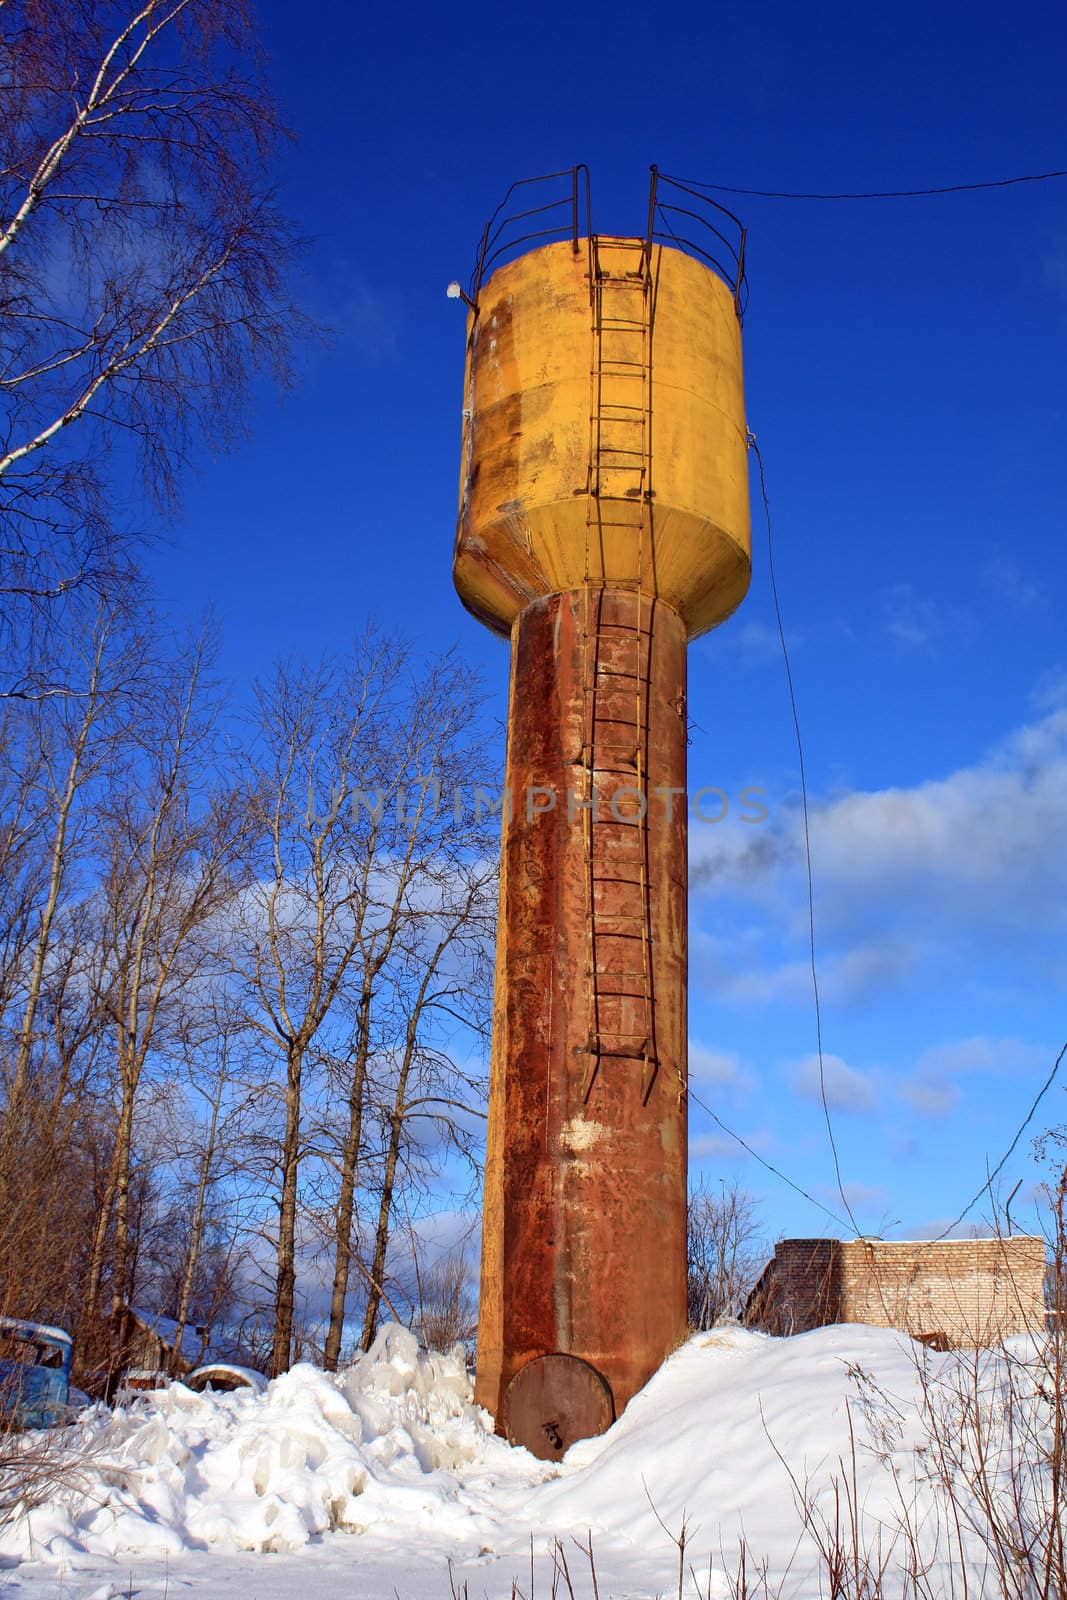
487, 1324, 1050, 1597
0, 1321, 1056, 1598
0, 1323, 509, 1564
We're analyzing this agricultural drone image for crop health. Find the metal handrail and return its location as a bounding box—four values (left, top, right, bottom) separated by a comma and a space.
648, 167, 749, 319
469, 166, 591, 306
465, 166, 748, 320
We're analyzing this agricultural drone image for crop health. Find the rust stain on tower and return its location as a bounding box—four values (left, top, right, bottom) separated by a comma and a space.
451, 169, 751, 1459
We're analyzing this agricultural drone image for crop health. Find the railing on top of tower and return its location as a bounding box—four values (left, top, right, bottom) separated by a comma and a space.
466, 166, 748, 320
468, 166, 592, 306
647, 167, 749, 319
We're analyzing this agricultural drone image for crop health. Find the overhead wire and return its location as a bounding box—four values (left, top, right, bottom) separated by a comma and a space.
686, 1081, 852, 1233
659, 171, 1067, 1244
748, 436, 862, 1238
934, 1041, 1067, 1240
670, 167, 1067, 201
745, 440, 1067, 1247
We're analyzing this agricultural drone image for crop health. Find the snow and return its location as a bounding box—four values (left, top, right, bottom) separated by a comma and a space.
0, 1317, 72, 1349
0, 1321, 1051, 1598
185, 1362, 267, 1393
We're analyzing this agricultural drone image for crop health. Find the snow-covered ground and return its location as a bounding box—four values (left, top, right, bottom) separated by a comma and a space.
0, 1322, 1048, 1598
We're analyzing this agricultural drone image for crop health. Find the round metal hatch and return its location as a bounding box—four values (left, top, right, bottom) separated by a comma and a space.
503, 1354, 615, 1460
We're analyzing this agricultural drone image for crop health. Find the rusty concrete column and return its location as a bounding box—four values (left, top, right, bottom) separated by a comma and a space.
475, 586, 689, 1447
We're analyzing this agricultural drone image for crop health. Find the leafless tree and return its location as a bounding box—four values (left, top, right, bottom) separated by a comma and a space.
0, 0, 299, 694
233, 644, 389, 1376
84, 630, 250, 1376
687, 1179, 766, 1330
0, 608, 134, 1330
233, 633, 497, 1376
319, 651, 496, 1368
153, 1003, 256, 1373
0, 608, 501, 1381
415, 1247, 478, 1354
357, 865, 494, 1353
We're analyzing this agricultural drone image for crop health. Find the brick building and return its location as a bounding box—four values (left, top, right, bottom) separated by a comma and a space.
746, 1236, 1047, 1348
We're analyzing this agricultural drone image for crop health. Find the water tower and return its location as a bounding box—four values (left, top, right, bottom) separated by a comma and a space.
452, 168, 750, 1458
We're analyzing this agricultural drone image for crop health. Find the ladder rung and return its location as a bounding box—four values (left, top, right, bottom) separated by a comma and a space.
591, 1042, 655, 1056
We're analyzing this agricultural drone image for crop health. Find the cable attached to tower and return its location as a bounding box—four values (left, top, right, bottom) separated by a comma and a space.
748, 433, 862, 1239
672, 167, 1067, 201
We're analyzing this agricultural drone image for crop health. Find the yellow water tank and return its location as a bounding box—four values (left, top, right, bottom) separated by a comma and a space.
453, 235, 751, 639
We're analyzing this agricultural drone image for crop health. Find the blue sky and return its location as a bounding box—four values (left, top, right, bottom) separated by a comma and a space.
146, 0, 1067, 1249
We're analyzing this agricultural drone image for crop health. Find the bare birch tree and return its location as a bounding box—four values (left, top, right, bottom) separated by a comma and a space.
358, 858, 494, 1352
234, 634, 497, 1375
318, 653, 495, 1371
687, 1179, 766, 1329
154, 1003, 254, 1373
0, 609, 132, 1326
87, 631, 249, 1373
0, 0, 299, 692
235, 642, 400, 1377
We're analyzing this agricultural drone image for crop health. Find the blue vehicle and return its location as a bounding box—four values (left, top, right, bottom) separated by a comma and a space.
0, 1317, 73, 1429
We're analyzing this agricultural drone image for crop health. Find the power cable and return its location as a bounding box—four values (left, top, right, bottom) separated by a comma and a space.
748, 435, 862, 1238
934, 1040, 1067, 1240
686, 1081, 852, 1233
669, 167, 1067, 201
748, 441, 1064, 1249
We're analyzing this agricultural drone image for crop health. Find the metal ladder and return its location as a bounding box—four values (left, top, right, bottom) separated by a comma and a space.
579, 237, 658, 1105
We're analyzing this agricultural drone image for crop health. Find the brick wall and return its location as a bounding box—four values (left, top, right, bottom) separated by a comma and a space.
747, 1236, 1047, 1346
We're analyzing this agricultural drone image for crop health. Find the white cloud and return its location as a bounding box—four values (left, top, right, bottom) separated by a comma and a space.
882, 584, 944, 651
689, 1126, 773, 1164
688, 1041, 752, 1094
688, 703, 1067, 1017
733, 619, 787, 665
695, 704, 1067, 933
815, 1180, 890, 1217
1030, 668, 1067, 714
790, 1052, 879, 1114
696, 937, 917, 1009
981, 557, 1043, 612
810, 709, 1067, 924
900, 1035, 1052, 1119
